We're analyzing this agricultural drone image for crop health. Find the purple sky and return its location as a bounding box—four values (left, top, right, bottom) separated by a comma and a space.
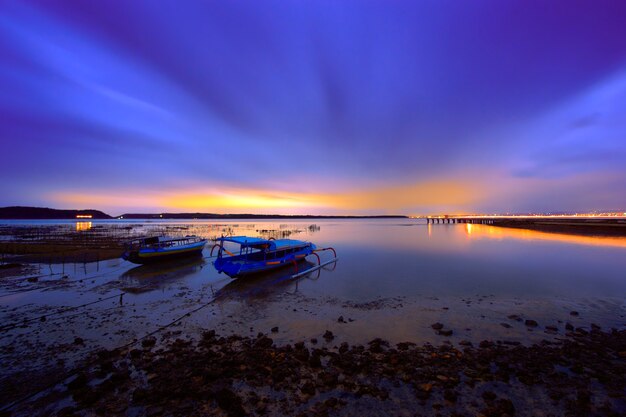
1, 0, 626, 215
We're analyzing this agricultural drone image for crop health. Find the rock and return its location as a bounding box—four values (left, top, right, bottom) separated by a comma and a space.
337, 316, 345, 323
431, 322, 444, 330
309, 354, 321, 368
56, 406, 77, 417
479, 340, 494, 348
418, 383, 432, 392
146, 406, 164, 417
591, 323, 601, 331
482, 391, 497, 401
320, 371, 338, 386
545, 325, 558, 333
570, 311, 579, 316
444, 389, 458, 403
507, 315, 522, 322
565, 323, 574, 331
524, 319, 538, 327
495, 398, 515, 415
141, 337, 156, 348
310, 338, 318, 344
500, 323, 512, 328
255, 336, 273, 348
67, 373, 88, 391
73, 337, 84, 345
300, 381, 316, 396
271, 326, 279, 333
202, 330, 216, 340
368, 338, 388, 353
324, 397, 338, 408
323, 330, 334, 341
437, 329, 453, 337
215, 388, 246, 417
459, 340, 473, 346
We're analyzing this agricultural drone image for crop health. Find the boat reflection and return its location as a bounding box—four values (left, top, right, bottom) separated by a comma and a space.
119, 257, 206, 292
464, 223, 626, 248
215, 260, 324, 300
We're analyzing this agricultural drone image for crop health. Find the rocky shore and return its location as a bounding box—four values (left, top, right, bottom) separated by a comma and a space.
8, 328, 625, 417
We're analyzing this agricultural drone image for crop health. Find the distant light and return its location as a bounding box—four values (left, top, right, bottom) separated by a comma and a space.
76, 214, 92, 219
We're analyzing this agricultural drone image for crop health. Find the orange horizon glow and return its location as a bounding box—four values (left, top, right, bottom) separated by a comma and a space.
50, 179, 485, 215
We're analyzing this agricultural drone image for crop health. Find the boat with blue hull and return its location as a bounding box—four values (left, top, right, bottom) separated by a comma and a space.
212, 236, 317, 278
122, 236, 207, 264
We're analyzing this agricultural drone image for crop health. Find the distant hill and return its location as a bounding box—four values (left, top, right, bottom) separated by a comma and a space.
0, 206, 112, 219
0, 206, 407, 220
118, 213, 408, 219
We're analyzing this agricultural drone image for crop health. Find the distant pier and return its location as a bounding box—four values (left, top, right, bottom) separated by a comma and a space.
422, 216, 626, 236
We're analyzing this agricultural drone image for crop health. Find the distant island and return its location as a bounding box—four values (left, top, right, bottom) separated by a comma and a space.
0, 206, 112, 219
0, 206, 408, 220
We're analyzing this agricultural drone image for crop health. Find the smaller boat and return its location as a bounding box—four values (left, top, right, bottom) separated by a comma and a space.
212, 236, 317, 278
122, 236, 207, 264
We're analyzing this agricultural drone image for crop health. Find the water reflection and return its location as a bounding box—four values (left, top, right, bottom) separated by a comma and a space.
119, 257, 206, 292
216, 260, 318, 299
464, 223, 626, 248
75, 221, 92, 231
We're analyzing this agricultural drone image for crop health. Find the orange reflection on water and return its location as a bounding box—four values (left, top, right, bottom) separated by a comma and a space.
76, 221, 92, 231
464, 224, 626, 249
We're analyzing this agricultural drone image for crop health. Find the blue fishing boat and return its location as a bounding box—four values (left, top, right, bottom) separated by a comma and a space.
212, 236, 321, 278
122, 236, 207, 264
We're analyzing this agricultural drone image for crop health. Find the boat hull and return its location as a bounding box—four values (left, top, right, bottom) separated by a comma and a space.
123, 241, 206, 265
214, 244, 315, 278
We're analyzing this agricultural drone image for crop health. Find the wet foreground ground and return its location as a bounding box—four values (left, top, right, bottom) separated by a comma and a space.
1, 220, 625, 415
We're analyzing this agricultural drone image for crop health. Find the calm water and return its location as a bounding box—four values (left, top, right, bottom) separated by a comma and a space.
5, 217, 626, 298
304, 219, 626, 299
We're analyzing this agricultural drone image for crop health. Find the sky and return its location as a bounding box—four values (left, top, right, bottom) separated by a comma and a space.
1, 0, 626, 215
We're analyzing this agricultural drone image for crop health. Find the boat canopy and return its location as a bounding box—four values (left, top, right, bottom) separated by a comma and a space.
216, 236, 310, 251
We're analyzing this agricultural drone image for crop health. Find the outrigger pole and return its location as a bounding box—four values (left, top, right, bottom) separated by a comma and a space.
291, 257, 338, 279
291, 247, 338, 278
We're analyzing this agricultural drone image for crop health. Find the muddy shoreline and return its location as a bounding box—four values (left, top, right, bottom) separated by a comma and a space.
5, 328, 625, 417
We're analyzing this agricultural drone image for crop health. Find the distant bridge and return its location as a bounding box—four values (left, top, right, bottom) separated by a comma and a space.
418, 216, 626, 236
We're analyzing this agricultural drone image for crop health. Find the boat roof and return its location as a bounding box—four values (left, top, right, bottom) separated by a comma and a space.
216, 236, 309, 250
127, 235, 203, 244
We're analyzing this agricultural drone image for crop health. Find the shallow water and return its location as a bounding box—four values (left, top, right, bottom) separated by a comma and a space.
1, 219, 625, 388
